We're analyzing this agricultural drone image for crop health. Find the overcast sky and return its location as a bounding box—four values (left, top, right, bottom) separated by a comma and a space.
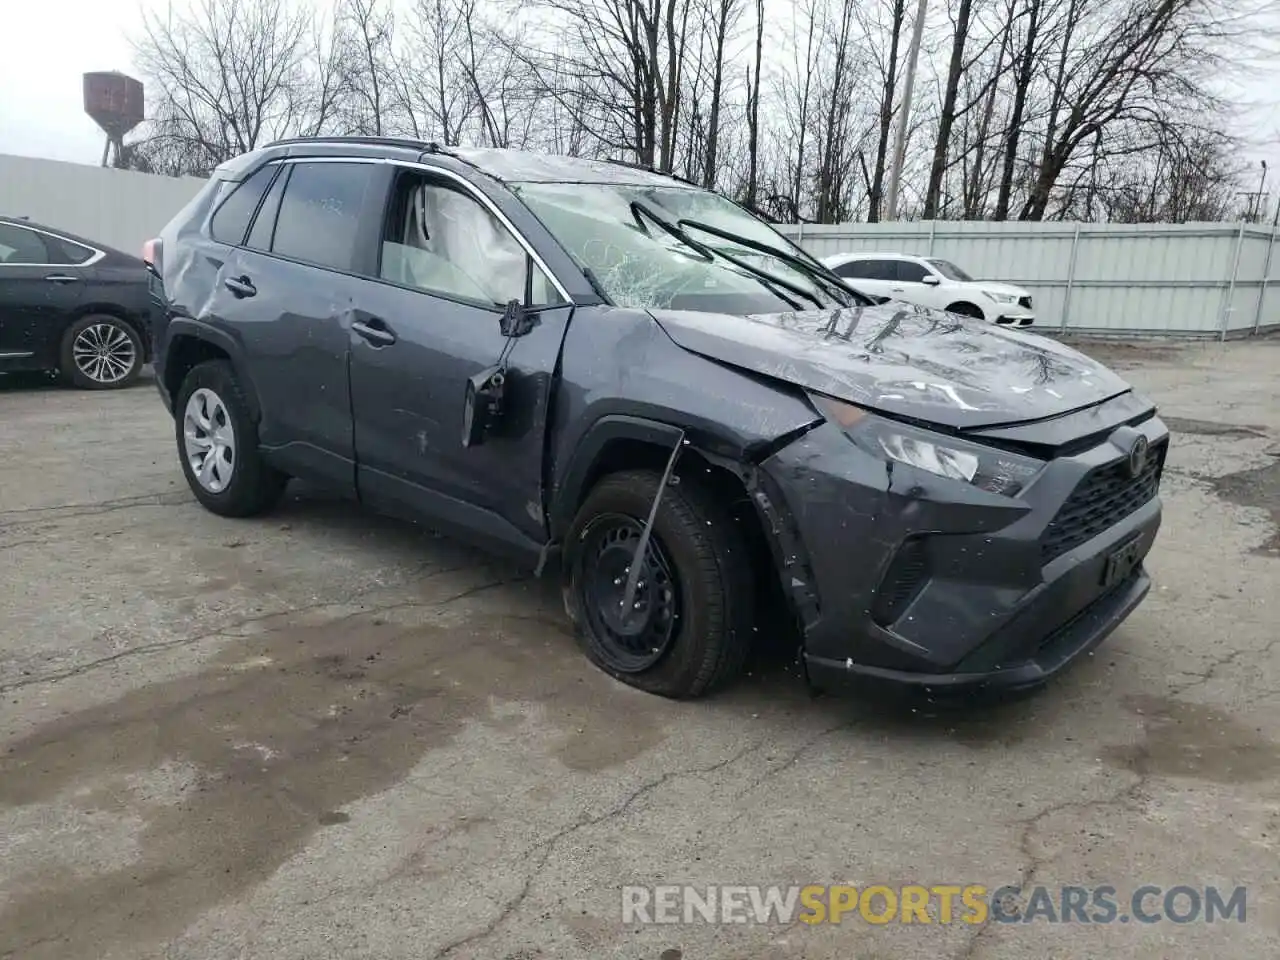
3, 0, 1278, 174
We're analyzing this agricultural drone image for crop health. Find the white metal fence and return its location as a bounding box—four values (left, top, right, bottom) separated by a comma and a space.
775, 220, 1280, 339
0, 154, 205, 257
3, 155, 1277, 338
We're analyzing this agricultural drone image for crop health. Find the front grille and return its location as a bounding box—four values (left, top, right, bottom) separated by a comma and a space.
871, 537, 930, 626
1040, 440, 1166, 563
1018, 295, 1033, 310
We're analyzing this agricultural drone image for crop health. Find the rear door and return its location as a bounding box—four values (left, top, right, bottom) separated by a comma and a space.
832, 258, 896, 299
194, 158, 377, 494
0, 222, 95, 367
346, 163, 575, 549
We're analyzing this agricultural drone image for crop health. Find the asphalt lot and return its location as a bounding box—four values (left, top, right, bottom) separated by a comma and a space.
1, 340, 1278, 960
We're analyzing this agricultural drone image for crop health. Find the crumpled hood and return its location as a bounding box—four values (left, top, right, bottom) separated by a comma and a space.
649, 302, 1132, 430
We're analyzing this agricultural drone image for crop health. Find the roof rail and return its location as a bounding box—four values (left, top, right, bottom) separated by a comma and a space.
264, 135, 447, 153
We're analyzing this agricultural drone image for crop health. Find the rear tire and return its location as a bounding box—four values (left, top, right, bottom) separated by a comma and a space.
563, 469, 753, 698
59, 314, 144, 389
174, 360, 287, 517
946, 301, 984, 320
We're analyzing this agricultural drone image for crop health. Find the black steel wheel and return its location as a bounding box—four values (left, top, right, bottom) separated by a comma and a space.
564, 469, 753, 698
575, 513, 683, 674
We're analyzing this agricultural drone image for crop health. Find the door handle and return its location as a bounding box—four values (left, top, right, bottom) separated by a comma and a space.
224, 275, 256, 298
352, 318, 397, 346
44, 274, 79, 283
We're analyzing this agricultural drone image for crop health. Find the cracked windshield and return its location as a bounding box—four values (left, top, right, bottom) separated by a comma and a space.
513, 182, 849, 314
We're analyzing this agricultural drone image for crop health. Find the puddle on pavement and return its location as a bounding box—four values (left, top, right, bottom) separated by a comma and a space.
0, 603, 669, 959
1103, 694, 1280, 783
1206, 458, 1280, 554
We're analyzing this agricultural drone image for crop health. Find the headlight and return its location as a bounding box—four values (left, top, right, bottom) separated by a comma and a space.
981, 289, 1018, 304
809, 394, 1045, 497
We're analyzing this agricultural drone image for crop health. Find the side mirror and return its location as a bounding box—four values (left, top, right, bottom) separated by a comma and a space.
462, 365, 506, 448
499, 298, 537, 338
921, 274, 941, 286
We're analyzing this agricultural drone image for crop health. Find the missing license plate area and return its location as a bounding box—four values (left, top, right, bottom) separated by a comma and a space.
1101, 535, 1143, 588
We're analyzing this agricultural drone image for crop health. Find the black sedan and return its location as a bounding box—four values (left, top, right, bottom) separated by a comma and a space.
0, 216, 153, 389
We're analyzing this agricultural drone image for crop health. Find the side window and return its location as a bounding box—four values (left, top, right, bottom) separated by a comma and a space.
210, 164, 277, 246
246, 164, 290, 252
272, 162, 373, 272
0, 223, 51, 264
896, 260, 930, 283
866, 259, 899, 280
378, 172, 562, 308
836, 259, 872, 279
43, 235, 95, 265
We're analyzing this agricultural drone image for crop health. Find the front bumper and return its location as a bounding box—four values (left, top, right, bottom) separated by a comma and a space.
805, 567, 1149, 693
755, 416, 1166, 693
994, 312, 1035, 327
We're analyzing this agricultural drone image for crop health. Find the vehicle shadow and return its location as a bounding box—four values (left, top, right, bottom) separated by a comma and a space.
0, 366, 155, 393
273, 482, 1045, 744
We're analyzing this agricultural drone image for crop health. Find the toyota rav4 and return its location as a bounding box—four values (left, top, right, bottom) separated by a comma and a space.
145, 136, 1166, 699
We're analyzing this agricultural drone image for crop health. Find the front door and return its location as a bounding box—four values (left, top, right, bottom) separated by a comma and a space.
893, 259, 945, 309
349, 166, 573, 550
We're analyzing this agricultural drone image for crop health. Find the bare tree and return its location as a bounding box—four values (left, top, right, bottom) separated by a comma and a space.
132, 0, 318, 173
339, 0, 395, 135
131, 0, 1275, 224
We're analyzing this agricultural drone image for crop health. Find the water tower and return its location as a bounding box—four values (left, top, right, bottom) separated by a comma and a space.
83, 71, 145, 167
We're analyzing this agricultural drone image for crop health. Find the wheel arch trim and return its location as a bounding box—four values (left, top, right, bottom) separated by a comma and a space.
163, 318, 261, 420
549, 415, 687, 540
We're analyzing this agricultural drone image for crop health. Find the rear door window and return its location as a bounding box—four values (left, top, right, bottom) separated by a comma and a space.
271, 162, 374, 272
835, 259, 873, 279
845, 259, 897, 280
0, 223, 51, 264
246, 165, 290, 252
210, 164, 277, 246
45, 236, 95, 265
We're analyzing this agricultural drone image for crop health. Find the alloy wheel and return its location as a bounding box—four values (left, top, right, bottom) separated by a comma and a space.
72, 322, 137, 385
183, 388, 237, 493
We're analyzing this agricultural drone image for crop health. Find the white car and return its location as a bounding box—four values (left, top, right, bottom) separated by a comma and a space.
821, 251, 1036, 327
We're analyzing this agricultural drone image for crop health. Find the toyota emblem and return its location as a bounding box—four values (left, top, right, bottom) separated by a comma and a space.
1127, 435, 1149, 478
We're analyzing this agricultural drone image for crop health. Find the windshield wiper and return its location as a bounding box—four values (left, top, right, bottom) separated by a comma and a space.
630, 201, 821, 310
676, 218, 868, 308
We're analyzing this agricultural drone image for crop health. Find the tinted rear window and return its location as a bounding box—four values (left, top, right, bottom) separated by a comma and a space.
270, 162, 373, 272
837, 259, 895, 280
210, 164, 277, 245
0, 223, 51, 264
246, 164, 290, 252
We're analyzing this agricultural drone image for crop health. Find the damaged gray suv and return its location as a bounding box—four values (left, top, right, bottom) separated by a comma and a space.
146, 136, 1167, 699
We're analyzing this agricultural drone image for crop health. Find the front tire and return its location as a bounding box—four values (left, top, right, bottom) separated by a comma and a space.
563, 469, 753, 698
945, 301, 985, 320
174, 360, 287, 517
59, 314, 144, 389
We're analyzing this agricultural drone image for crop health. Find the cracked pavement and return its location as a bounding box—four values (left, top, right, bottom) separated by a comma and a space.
1, 340, 1279, 960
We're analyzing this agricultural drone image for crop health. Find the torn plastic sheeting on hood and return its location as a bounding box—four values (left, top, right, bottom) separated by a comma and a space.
648, 302, 1133, 431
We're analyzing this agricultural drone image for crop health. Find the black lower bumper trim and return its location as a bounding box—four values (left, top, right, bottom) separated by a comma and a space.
805, 569, 1150, 693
